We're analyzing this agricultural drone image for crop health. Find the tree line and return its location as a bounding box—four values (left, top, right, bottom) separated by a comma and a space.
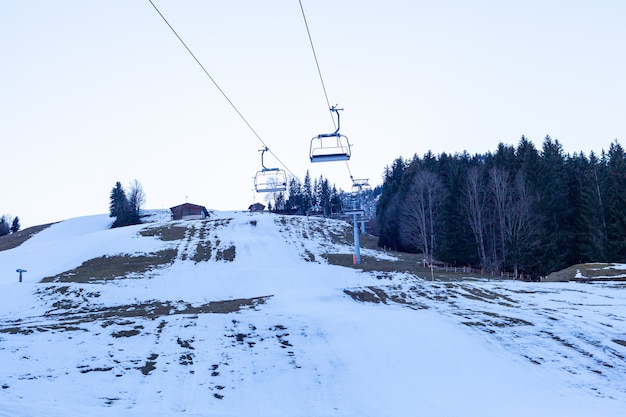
0, 215, 20, 236
376, 136, 626, 277
268, 170, 345, 216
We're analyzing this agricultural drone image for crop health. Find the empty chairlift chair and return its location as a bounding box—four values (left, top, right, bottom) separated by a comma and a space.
310, 106, 351, 163
254, 147, 287, 193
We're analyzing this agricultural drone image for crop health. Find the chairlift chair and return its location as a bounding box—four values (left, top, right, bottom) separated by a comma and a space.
310, 106, 351, 163
254, 147, 287, 193
351, 178, 370, 193
254, 168, 287, 193
310, 134, 351, 162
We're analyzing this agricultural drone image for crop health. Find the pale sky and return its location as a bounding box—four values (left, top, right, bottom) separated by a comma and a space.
2, 0, 625, 228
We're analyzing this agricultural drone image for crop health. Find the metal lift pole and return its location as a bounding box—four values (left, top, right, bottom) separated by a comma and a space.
353, 212, 361, 265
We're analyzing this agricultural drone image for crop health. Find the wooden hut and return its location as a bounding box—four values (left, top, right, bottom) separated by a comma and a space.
248, 202, 265, 212
170, 203, 209, 220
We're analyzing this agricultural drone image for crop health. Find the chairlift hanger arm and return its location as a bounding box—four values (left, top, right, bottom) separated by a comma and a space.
317, 106, 343, 138
259, 146, 272, 171
330, 105, 342, 135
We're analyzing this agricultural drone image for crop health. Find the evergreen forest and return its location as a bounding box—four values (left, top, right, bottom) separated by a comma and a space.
270, 171, 347, 217
376, 136, 626, 278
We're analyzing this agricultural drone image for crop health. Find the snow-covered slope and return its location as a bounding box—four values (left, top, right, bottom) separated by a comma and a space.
1, 211, 625, 417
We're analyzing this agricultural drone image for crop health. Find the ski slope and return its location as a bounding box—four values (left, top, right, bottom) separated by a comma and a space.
1, 210, 625, 416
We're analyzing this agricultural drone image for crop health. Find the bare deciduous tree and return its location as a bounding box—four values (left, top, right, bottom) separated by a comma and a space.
464, 166, 488, 269
505, 171, 538, 276
400, 170, 443, 264
128, 179, 146, 217
489, 167, 510, 271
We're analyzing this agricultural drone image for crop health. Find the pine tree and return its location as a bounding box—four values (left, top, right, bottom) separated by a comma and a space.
274, 192, 285, 212
110, 182, 127, 220
513, 136, 542, 273
109, 181, 142, 228
330, 185, 342, 216
317, 177, 332, 216
435, 152, 478, 267
534, 137, 577, 274
10, 216, 20, 233
605, 141, 626, 261
570, 153, 607, 262
302, 171, 313, 215
285, 178, 302, 212
376, 157, 407, 251
0, 216, 9, 237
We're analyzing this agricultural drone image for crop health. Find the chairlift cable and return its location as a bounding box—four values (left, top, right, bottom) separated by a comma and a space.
298, 0, 336, 130
147, 0, 298, 179
299, 0, 355, 184
344, 159, 353, 178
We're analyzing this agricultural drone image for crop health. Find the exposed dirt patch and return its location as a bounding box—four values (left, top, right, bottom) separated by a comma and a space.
192, 241, 213, 263
215, 245, 236, 262
41, 249, 178, 283
453, 286, 518, 305
172, 219, 236, 263
138, 354, 158, 375
344, 289, 383, 304
546, 263, 626, 282
325, 252, 422, 274
480, 311, 533, 327
140, 225, 187, 241
303, 249, 316, 262
111, 329, 141, 338
0, 296, 271, 335
79, 366, 114, 374
39, 286, 101, 312
614, 339, 626, 348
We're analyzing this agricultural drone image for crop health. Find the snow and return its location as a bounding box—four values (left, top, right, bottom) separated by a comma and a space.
1, 210, 626, 416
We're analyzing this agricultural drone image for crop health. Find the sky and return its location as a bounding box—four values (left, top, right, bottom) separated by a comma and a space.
2, 0, 626, 228
1, 211, 626, 416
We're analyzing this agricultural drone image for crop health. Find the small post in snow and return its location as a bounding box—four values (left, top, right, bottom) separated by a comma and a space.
16, 268, 27, 283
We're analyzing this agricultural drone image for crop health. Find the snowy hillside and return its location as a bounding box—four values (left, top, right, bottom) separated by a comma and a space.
1, 210, 625, 417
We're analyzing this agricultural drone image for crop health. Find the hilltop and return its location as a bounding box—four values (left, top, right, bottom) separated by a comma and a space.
1, 210, 625, 417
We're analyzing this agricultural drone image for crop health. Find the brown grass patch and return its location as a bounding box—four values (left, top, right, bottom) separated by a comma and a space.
344, 289, 383, 304
140, 225, 188, 241
192, 241, 213, 263
546, 263, 626, 282
325, 252, 425, 275
215, 245, 236, 262
0, 223, 54, 252
138, 357, 158, 375
111, 329, 141, 338
41, 249, 178, 283
0, 296, 271, 335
